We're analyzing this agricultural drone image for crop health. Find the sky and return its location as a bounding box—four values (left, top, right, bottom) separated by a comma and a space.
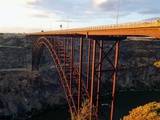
0, 0, 159, 33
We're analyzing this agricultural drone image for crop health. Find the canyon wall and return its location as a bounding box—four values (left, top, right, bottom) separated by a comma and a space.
0, 34, 159, 118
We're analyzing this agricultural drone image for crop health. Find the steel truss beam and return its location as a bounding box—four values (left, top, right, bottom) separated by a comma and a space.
31, 35, 124, 120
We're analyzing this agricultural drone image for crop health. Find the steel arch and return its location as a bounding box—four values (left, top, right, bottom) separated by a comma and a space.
32, 37, 77, 115
31, 36, 122, 120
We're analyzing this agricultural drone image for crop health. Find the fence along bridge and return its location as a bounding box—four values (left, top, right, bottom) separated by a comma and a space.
27, 20, 160, 120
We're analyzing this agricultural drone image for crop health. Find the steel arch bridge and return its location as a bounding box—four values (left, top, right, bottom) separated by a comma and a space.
27, 20, 160, 120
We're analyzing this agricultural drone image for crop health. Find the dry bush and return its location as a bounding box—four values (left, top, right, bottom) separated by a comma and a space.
154, 61, 160, 68
121, 102, 160, 120
71, 99, 91, 120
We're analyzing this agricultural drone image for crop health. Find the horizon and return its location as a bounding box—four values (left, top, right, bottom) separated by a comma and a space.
0, 0, 159, 33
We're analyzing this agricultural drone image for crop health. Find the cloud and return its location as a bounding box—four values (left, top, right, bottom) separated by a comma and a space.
142, 17, 160, 21
92, 0, 160, 18
0, 0, 159, 33
94, 0, 108, 5
30, 14, 51, 18
139, 8, 160, 15
0, 26, 41, 33
21, 0, 42, 6
37, 0, 92, 18
56, 19, 73, 23
28, 10, 57, 19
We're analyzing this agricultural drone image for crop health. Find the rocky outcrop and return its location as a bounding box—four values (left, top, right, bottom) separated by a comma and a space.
0, 34, 66, 119
118, 40, 160, 90
0, 34, 32, 69
0, 70, 65, 119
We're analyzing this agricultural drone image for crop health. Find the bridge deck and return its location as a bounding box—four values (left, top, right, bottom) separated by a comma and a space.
28, 20, 160, 38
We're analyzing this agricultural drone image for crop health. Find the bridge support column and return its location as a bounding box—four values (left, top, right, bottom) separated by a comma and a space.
87, 39, 91, 91
86, 37, 122, 120
70, 37, 74, 93
78, 37, 83, 119
96, 40, 103, 116
90, 40, 96, 120
31, 35, 123, 120
64, 37, 66, 71
110, 40, 120, 120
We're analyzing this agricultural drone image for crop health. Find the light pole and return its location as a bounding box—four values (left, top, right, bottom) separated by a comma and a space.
50, 21, 51, 31
116, 0, 120, 24
67, 15, 69, 29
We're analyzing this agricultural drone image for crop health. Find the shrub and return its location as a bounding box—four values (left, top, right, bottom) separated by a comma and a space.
154, 61, 160, 68
71, 99, 91, 120
121, 102, 160, 120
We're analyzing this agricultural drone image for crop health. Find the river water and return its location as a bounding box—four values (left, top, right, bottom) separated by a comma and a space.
30, 91, 160, 120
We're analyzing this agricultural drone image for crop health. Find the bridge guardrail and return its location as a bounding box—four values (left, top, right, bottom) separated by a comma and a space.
70, 20, 160, 31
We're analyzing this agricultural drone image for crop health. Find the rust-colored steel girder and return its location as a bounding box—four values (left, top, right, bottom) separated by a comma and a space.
29, 32, 126, 120
32, 37, 77, 115
28, 20, 160, 39
78, 37, 83, 118
110, 40, 120, 120
27, 20, 160, 120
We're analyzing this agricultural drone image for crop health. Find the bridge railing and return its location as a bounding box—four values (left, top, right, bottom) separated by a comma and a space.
68, 20, 160, 31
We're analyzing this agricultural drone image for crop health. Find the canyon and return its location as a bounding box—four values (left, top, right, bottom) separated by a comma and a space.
0, 34, 159, 119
